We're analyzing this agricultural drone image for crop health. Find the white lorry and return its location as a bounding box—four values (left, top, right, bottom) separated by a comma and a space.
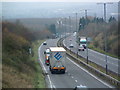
79, 37, 87, 49
49, 47, 66, 74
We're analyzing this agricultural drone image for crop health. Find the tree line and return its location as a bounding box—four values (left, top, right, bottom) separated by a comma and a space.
78, 16, 119, 58
78, 16, 116, 31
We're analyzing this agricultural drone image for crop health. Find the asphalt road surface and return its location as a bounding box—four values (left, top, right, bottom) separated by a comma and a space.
63, 34, 119, 74
38, 38, 114, 88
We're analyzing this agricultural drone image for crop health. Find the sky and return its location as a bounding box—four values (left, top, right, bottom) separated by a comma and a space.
2, 2, 118, 20
1, 0, 118, 20
1, 0, 120, 2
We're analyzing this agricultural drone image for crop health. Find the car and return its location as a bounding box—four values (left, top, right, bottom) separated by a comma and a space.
43, 42, 47, 45
69, 44, 74, 48
44, 48, 50, 65
69, 39, 72, 41
78, 45, 84, 51
74, 85, 88, 90
83, 45, 86, 49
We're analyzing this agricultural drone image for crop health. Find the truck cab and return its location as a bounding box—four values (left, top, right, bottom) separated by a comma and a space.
49, 47, 66, 74
80, 37, 87, 49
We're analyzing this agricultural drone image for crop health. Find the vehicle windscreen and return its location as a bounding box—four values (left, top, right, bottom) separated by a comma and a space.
80, 42, 86, 44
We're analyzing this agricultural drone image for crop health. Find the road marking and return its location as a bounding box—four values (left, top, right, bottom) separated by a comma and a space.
83, 50, 118, 68
68, 73, 71, 76
39, 43, 55, 88
75, 80, 78, 82
89, 49, 119, 61
53, 84, 56, 88
67, 57, 114, 88
38, 46, 48, 74
65, 36, 119, 73
47, 75, 52, 88
71, 76, 74, 78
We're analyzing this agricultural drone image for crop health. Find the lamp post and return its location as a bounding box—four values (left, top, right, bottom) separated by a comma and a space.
65, 17, 67, 38
97, 2, 113, 74
86, 37, 88, 64
69, 16, 71, 34
76, 13, 78, 32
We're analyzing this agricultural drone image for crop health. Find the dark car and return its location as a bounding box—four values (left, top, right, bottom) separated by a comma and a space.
78, 45, 84, 51
43, 42, 47, 45
74, 85, 88, 90
69, 44, 74, 48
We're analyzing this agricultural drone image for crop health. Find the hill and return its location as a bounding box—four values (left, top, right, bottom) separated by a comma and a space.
2, 21, 46, 88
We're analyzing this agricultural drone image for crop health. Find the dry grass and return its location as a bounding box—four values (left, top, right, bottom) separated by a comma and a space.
2, 40, 46, 88
32, 40, 46, 88
2, 64, 34, 88
0, 63, 2, 89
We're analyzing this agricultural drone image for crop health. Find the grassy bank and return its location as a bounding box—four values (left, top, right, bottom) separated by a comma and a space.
2, 21, 47, 88
31, 40, 46, 88
2, 40, 46, 88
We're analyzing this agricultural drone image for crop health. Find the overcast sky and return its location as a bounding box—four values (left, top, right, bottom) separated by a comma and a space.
1, 0, 120, 2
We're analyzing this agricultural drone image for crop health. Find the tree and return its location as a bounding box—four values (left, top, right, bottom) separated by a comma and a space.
48, 24, 56, 34
79, 17, 86, 31
108, 16, 116, 23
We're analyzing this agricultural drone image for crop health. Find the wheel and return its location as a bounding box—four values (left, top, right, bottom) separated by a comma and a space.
62, 70, 65, 74
49, 66, 51, 71
62, 71, 65, 74
51, 70, 54, 74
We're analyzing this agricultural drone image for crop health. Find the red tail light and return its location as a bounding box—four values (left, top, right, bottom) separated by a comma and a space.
46, 60, 49, 63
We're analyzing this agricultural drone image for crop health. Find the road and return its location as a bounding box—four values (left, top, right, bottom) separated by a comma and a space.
63, 34, 119, 74
38, 38, 114, 88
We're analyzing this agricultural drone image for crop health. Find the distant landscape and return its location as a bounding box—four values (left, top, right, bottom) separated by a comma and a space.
6, 18, 78, 33
2, 2, 118, 20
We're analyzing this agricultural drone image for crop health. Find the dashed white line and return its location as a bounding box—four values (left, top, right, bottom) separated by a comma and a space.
67, 57, 114, 88
71, 76, 74, 78
68, 73, 71, 76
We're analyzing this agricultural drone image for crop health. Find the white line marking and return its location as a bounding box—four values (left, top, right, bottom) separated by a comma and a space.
53, 84, 56, 88
47, 75, 53, 88
68, 73, 70, 76
71, 76, 74, 78
38, 45, 48, 74
75, 80, 78, 82
67, 57, 114, 88
39, 43, 55, 88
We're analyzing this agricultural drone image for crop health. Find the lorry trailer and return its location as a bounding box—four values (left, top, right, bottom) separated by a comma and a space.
49, 47, 66, 74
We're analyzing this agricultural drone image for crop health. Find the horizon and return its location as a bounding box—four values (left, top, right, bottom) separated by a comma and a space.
2, 2, 118, 21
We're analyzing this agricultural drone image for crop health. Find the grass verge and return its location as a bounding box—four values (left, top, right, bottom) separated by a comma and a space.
2, 40, 46, 88
31, 40, 46, 88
